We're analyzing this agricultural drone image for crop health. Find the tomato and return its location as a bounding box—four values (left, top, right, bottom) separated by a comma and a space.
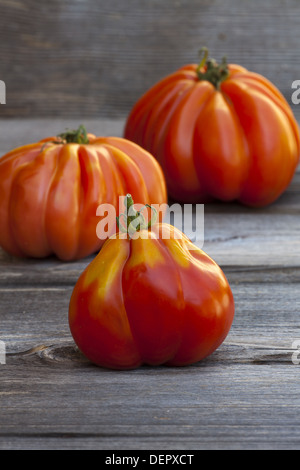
0, 126, 167, 261
68, 195, 235, 370
124, 48, 300, 206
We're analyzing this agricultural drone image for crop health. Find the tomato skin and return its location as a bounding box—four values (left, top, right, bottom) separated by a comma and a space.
124, 64, 300, 206
0, 135, 167, 261
68, 224, 235, 370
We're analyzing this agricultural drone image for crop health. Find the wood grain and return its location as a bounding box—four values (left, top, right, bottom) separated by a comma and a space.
0, 0, 300, 120
1, 281, 300, 451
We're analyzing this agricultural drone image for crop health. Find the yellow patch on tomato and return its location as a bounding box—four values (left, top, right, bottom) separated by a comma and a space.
126, 232, 166, 269
162, 238, 191, 268
83, 236, 129, 296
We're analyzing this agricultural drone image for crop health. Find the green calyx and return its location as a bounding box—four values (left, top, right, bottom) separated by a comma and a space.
41, 125, 90, 151
40, 125, 90, 153
117, 194, 158, 238
196, 47, 229, 90
56, 124, 90, 144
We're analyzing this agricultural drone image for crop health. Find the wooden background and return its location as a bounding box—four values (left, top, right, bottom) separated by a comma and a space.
0, 0, 300, 120
1, 0, 300, 451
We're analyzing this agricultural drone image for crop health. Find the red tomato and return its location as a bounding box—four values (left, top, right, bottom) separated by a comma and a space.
0, 126, 167, 261
69, 196, 234, 370
124, 48, 300, 206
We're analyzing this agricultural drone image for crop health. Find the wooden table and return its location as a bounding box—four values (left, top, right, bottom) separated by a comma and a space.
1, 119, 300, 450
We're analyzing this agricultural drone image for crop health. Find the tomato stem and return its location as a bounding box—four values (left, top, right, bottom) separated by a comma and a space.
117, 194, 158, 238
196, 47, 229, 90
41, 125, 90, 151
57, 125, 90, 144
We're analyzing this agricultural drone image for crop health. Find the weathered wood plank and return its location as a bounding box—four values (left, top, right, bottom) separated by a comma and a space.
0, 203, 299, 285
204, 212, 300, 267
1, 348, 300, 450
1, 253, 300, 288
1, 429, 300, 450
1, 280, 299, 355
1, 280, 299, 450
0, 0, 300, 119
1, 424, 300, 450
0, 275, 299, 451
0, 119, 125, 156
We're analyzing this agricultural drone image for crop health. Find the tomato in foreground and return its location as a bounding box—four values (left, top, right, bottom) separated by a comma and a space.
0, 126, 167, 261
69, 195, 235, 370
124, 48, 300, 207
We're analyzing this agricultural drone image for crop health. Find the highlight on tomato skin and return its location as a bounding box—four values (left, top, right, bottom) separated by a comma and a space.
68, 195, 235, 370
0, 126, 167, 261
124, 48, 300, 207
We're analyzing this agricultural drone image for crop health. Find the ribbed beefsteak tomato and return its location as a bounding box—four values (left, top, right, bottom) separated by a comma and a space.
69, 195, 235, 370
124, 48, 300, 206
0, 126, 167, 261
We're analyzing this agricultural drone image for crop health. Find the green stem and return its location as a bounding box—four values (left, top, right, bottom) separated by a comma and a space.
40, 125, 90, 153
57, 125, 90, 144
117, 194, 158, 238
196, 47, 229, 90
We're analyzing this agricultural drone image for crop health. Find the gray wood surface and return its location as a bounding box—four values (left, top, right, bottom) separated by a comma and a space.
1, 0, 300, 121
0, 118, 300, 450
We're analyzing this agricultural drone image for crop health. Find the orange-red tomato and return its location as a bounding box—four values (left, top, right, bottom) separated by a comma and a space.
0, 128, 167, 261
124, 50, 300, 206
69, 218, 235, 370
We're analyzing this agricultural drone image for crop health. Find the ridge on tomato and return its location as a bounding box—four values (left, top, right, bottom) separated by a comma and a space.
68, 195, 235, 370
0, 125, 167, 261
124, 48, 300, 207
